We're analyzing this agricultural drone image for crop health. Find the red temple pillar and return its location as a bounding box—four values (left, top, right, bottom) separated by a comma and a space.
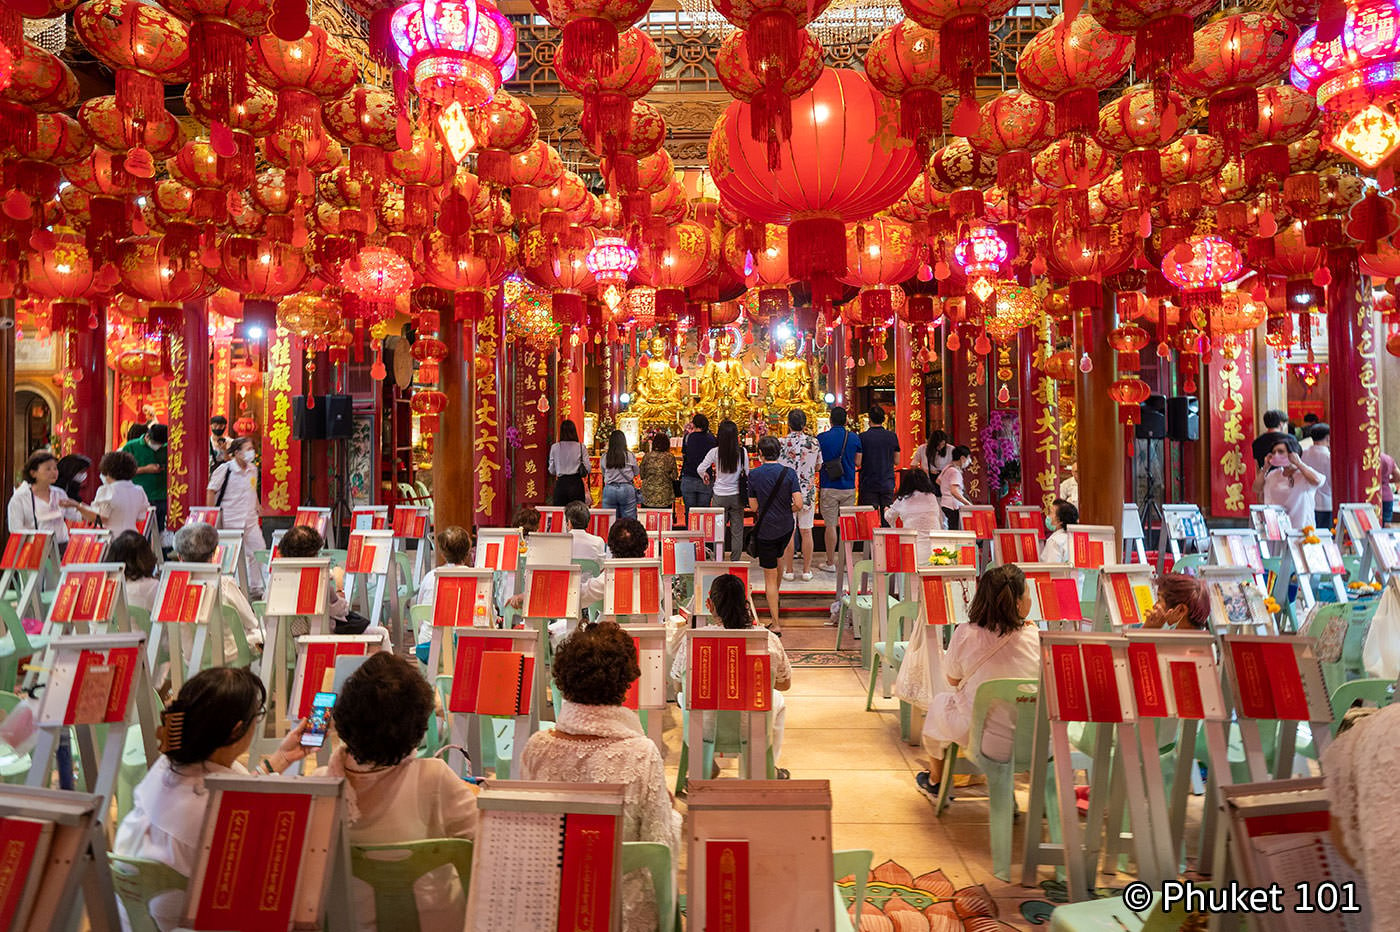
435, 308, 473, 532
1326, 247, 1383, 506
166, 303, 209, 530
471, 294, 508, 526
950, 337, 989, 503
563, 337, 585, 436
1019, 323, 1059, 513
57, 302, 107, 502
894, 326, 919, 467
1076, 301, 1125, 528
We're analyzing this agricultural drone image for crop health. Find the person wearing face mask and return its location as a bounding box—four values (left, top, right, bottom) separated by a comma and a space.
90, 451, 151, 537
208, 415, 234, 473
1253, 437, 1323, 531
55, 454, 92, 508
1039, 498, 1078, 564
122, 423, 169, 535
1141, 573, 1211, 631
207, 436, 266, 598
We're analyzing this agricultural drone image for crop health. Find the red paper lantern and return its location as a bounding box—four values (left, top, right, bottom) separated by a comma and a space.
474, 89, 539, 185
390, 0, 516, 110
557, 27, 660, 170
0, 41, 79, 153
212, 235, 308, 298
1089, 0, 1214, 88
116, 234, 206, 306
1161, 234, 1244, 308
1172, 11, 1297, 156
341, 245, 413, 322
841, 218, 919, 324
527, 0, 649, 78
969, 90, 1056, 198
250, 26, 357, 194
1016, 13, 1135, 137
716, 27, 823, 169
634, 219, 719, 317
710, 0, 834, 85
520, 224, 598, 325
1096, 85, 1188, 195
899, 0, 1015, 129
78, 96, 184, 163
161, 0, 275, 152
709, 69, 921, 283
864, 21, 954, 160
927, 136, 997, 219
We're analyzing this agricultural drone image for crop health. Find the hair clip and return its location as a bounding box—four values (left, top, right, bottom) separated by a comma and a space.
159, 709, 185, 753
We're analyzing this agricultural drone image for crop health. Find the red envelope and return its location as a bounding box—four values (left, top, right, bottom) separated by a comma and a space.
1051, 643, 1090, 722
1081, 643, 1123, 723
1127, 642, 1168, 718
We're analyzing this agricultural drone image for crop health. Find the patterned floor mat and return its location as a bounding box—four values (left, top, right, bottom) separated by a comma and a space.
787, 649, 863, 667
834, 860, 1062, 929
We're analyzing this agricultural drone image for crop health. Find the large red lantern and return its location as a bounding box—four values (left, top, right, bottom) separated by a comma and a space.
1097, 85, 1187, 195
556, 27, 660, 167
927, 136, 997, 219
474, 89, 539, 185
1173, 11, 1297, 156
1016, 13, 1135, 137
634, 219, 719, 319
1161, 234, 1245, 308
161, 0, 275, 153
212, 235, 308, 298
864, 21, 954, 159
520, 224, 598, 325
969, 90, 1056, 200
710, 0, 834, 86
390, 0, 516, 110
841, 217, 919, 322
73, 0, 189, 178
1089, 0, 1214, 89
527, 0, 650, 78
251, 26, 357, 194
899, 0, 1014, 127
716, 27, 823, 169
423, 229, 516, 321
710, 69, 921, 283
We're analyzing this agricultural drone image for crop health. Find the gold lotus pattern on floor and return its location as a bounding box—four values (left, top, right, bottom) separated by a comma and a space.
836, 860, 1022, 931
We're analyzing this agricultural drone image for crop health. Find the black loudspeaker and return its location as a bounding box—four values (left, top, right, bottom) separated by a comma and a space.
1168, 395, 1200, 442
292, 395, 325, 440
1136, 394, 1168, 440
324, 393, 353, 439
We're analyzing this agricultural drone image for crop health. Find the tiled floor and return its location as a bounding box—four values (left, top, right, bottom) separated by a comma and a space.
657, 624, 1070, 930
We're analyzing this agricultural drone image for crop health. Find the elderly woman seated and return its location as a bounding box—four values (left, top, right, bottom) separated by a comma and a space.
173, 522, 262, 660
520, 621, 680, 931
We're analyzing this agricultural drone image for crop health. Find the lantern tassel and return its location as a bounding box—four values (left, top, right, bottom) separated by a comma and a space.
900, 88, 943, 149
1054, 87, 1100, 137
746, 10, 800, 75
788, 215, 847, 280
1135, 14, 1193, 82
1208, 87, 1258, 157
189, 20, 249, 125
561, 17, 619, 77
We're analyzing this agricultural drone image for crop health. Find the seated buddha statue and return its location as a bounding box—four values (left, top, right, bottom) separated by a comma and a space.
695, 331, 751, 426
765, 337, 825, 431
628, 335, 686, 428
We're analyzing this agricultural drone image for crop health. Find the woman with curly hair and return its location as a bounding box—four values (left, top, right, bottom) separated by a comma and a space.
521, 621, 681, 931
319, 652, 478, 931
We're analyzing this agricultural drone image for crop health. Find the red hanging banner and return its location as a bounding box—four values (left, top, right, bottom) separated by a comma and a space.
260, 325, 303, 517
472, 315, 508, 527
1207, 333, 1255, 518
512, 343, 551, 505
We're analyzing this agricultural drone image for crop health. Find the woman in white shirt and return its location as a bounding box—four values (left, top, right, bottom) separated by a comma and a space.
547, 418, 591, 505
319, 653, 478, 932
207, 437, 265, 597
7, 450, 75, 546
108, 530, 160, 612
90, 450, 150, 537
1039, 499, 1078, 564
1253, 438, 1323, 531
886, 468, 945, 531
414, 525, 473, 662
915, 564, 1041, 798
937, 444, 973, 529
521, 622, 681, 932
697, 419, 748, 559
115, 668, 308, 932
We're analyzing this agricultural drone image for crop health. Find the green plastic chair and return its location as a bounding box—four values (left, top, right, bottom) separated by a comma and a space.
0, 599, 49, 675
864, 601, 921, 741
350, 838, 474, 932
1322, 678, 1395, 738
108, 855, 188, 932
126, 606, 152, 637
394, 550, 417, 605
0, 692, 32, 784
622, 841, 677, 932
433, 674, 508, 777
934, 677, 1042, 882
219, 604, 253, 668
837, 559, 897, 666
832, 848, 873, 932
675, 700, 776, 795
1172, 553, 1208, 575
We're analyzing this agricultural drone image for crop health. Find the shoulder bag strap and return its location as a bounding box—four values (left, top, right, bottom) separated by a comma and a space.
753, 468, 786, 530
215, 465, 233, 506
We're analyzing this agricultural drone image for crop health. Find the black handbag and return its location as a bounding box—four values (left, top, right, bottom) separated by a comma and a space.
822, 430, 849, 482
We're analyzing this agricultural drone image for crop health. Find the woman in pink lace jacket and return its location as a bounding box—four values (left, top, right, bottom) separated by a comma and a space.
520, 622, 681, 931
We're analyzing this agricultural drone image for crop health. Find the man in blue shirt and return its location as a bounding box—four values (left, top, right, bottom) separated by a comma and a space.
816, 406, 862, 573
858, 405, 901, 523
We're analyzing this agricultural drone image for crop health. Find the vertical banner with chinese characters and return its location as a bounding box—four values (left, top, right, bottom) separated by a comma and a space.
564, 337, 585, 437
259, 326, 302, 516
1020, 327, 1059, 512
473, 316, 507, 526
211, 338, 232, 419
513, 344, 551, 504
894, 327, 923, 464
166, 305, 209, 530
56, 305, 108, 462
1326, 248, 1382, 505
951, 341, 988, 503
1208, 334, 1255, 517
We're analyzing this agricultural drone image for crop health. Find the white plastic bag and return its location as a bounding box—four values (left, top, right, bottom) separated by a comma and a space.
892, 620, 929, 706
1362, 585, 1400, 679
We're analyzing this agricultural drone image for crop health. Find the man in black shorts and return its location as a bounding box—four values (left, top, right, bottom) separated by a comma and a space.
747, 435, 802, 636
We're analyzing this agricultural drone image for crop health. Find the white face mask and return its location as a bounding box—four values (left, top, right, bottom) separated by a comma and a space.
238, 449, 256, 464
74, 472, 88, 484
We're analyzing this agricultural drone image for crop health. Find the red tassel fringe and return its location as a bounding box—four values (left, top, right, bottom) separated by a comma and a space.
116, 69, 165, 151
1122, 148, 1161, 195
1209, 86, 1258, 157
553, 290, 584, 325
788, 215, 847, 279
190, 20, 249, 123
1135, 14, 1193, 80
369, 9, 396, 66
1283, 172, 1321, 209
1244, 143, 1290, 189
949, 188, 983, 220
477, 148, 511, 185
900, 88, 943, 147
939, 15, 990, 80
1055, 87, 1100, 138
997, 150, 1032, 193
561, 18, 619, 78
746, 9, 800, 75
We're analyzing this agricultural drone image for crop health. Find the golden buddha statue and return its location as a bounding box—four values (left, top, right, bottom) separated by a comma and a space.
628, 335, 687, 428
765, 337, 825, 431
695, 330, 751, 426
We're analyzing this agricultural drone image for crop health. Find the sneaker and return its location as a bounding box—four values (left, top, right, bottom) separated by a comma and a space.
801, 572, 813, 581
914, 770, 941, 800
782, 571, 796, 581
774, 767, 791, 780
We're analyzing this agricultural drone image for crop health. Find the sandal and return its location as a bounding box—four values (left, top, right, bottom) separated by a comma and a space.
775, 768, 791, 779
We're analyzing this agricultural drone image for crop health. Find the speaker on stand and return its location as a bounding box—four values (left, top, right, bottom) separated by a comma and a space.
1134, 395, 1168, 556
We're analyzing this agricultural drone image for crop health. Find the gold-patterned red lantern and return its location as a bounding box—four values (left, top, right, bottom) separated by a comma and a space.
556, 27, 660, 181
4, 112, 91, 223
0, 40, 79, 153
1172, 10, 1297, 156
423, 228, 516, 321
722, 222, 793, 309
323, 85, 399, 212
73, 0, 190, 178
1048, 220, 1135, 311
1034, 136, 1116, 228
1237, 85, 1319, 195
633, 219, 719, 320
579, 99, 665, 187
160, 0, 274, 154
251, 26, 357, 196
474, 89, 539, 185
27, 230, 97, 370
1162, 234, 1244, 309
1109, 376, 1152, 424
213, 235, 309, 299
927, 135, 997, 219
276, 291, 340, 380
1097, 85, 1188, 198
899, 0, 1014, 127
709, 0, 834, 90
863, 21, 954, 160
508, 139, 565, 224
840, 218, 919, 324
1016, 12, 1135, 137
1089, 0, 1214, 90
537, 170, 590, 239
717, 27, 823, 170
64, 148, 154, 261
520, 224, 598, 326
410, 388, 449, 445
389, 128, 452, 230
77, 96, 185, 164
528, 0, 650, 78
341, 245, 413, 324
969, 90, 1056, 202
169, 137, 243, 230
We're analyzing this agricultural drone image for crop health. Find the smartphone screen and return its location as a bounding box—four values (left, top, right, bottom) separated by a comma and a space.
301, 691, 335, 748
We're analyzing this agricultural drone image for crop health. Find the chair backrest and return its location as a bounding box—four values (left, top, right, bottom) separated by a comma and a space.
887, 601, 919, 641
621, 841, 676, 932
0, 600, 36, 655
852, 559, 874, 596
350, 838, 474, 932
1329, 678, 1396, 734
832, 848, 873, 929
572, 557, 602, 580
126, 606, 152, 637
109, 855, 188, 932
394, 550, 416, 599
968, 677, 1040, 771
219, 604, 252, 668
